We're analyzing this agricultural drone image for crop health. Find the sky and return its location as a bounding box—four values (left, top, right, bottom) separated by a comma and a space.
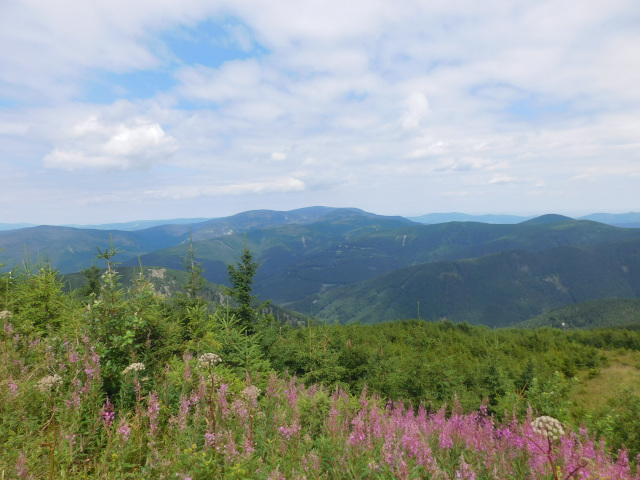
1, 0, 639, 225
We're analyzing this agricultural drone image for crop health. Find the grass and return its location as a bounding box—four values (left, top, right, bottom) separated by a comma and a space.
572, 350, 640, 410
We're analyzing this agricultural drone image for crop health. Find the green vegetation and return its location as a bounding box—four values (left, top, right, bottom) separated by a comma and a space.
3, 238, 640, 478
297, 238, 640, 326
2, 209, 640, 477
519, 298, 640, 330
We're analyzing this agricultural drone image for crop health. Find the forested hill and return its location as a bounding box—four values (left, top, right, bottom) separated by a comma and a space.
292, 237, 640, 326
3, 208, 640, 328
129, 215, 640, 306
517, 298, 640, 330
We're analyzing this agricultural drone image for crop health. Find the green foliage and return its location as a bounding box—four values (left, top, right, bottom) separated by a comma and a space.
296, 237, 640, 326
588, 387, 640, 458
224, 242, 269, 335
83, 239, 173, 394
519, 298, 640, 330
5, 229, 640, 473
207, 309, 271, 376
181, 228, 205, 301
79, 264, 102, 299
263, 320, 636, 421
6, 260, 67, 336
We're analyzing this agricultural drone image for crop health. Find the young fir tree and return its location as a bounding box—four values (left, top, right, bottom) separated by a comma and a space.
224, 240, 266, 335
182, 228, 205, 302
174, 228, 207, 342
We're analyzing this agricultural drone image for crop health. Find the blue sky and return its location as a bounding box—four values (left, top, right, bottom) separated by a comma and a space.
1, 0, 639, 224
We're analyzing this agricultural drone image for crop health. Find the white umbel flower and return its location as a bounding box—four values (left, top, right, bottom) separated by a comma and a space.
122, 363, 146, 375
531, 416, 565, 441
36, 374, 63, 393
197, 353, 222, 368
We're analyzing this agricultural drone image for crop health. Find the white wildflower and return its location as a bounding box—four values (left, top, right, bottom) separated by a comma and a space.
36, 374, 63, 393
242, 385, 261, 403
122, 362, 146, 375
197, 353, 222, 369
531, 416, 565, 440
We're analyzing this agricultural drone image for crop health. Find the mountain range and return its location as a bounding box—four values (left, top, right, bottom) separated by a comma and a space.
1, 207, 640, 328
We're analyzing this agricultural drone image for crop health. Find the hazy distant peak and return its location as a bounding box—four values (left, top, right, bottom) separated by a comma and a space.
520, 214, 575, 225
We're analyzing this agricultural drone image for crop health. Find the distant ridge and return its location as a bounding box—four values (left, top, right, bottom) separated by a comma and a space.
408, 213, 532, 224
579, 212, 640, 229
409, 212, 640, 228
520, 214, 575, 225
64, 218, 213, 231
0, 223, 35, 231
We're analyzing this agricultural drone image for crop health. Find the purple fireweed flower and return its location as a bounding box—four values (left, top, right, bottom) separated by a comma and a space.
15, 451, 29, 479
220, 429, 238, 461
4, 320, 14, 334
217, 384, 230, 417
66, 393, 81, 409
90, 347, 100, 367
243, 436, 255, 456
455, 454, 476, 479
8, 377, 18, 395
286, 376, 299, 407
302, 451, 321, 473
267, 466, 286, 480
204, 432, 216, 448
117, 419, 131, 442
101, 398, 115, 427
175, 395, 191, 430
265, 373, 279, 399
147, 392, 160, 436
278, 422, 301, 441
65, 433, 76, 449
349, 414, 367, 447
231, 399, 249, 421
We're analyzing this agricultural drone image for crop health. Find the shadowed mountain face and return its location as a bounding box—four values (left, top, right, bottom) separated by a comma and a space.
291, 238, 640, 326
2, 208, 640, 328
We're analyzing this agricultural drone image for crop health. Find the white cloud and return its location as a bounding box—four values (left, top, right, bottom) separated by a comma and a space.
270, 152, 287, 161
1, 0, 640, 223
401, 92, 430, 130
43, 116, 177, 171
145, 176, 306, 199
489, 174, 519, 185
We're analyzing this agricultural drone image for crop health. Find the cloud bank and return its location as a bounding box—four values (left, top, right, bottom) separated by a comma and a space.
0, 0, 638, 223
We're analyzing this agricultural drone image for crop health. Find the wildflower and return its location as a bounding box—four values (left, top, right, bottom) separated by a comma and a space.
35, 374, 63, 393
147, 392, 160, 436
117, 419, 131, 442
15, 451, 29, 479
204, 431, 216, 448
197, 352, 222, 369
8, 376, 18, 395
66, 393, 81, 409
101, 398, 115, 427
122, 362, 145, 375
4, 319, 14, 335
0, 310, 12, 320
531, 416, 565, 441
242, 385, 261, 403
